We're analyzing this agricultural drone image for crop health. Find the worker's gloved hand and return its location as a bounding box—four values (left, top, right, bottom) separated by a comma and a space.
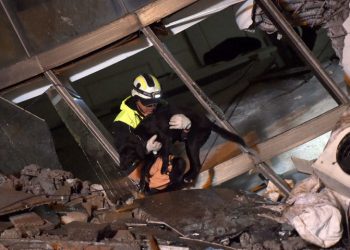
146, 134, 162, 154
169, 114, 191, 130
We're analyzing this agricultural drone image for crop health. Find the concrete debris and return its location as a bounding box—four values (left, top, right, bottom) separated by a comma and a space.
60, 211, 89, 224
0, 222, 12, 234
20, 164, 41, 177
0, 165, 348, 249
0, 165, 112, 215
262, 179, 294, 202
0, 228, 21, 239
64, 221, 113, 241
10, 212, 45, 229
112, 229, 135, 242
32, 205, 61, 227
94, 209, 133, 224
0, 174, 16, 190
0, 188, 57, 216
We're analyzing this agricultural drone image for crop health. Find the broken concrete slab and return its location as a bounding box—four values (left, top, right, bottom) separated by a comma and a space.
94, 209, 133, 224
112, 229, 135, 242
0, 97, 62, 174
20, 164, 41, 177
10, 212, 45, 229
132, 188, 302, 248
60, 211, 89, 225
0, 174, 16, 191
0, 238, 138, 249
0, 222, 12, 235
0, 228, 21, 239
9, 212, 47, 238
63, 221, 113, 241
0, 187, 59, 216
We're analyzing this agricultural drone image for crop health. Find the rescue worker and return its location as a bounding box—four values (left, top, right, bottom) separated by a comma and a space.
111, 73, 191, 193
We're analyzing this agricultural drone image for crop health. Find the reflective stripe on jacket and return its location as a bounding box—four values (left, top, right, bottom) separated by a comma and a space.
114, 96, 143, 128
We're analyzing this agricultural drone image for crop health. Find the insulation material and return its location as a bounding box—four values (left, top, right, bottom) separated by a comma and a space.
282, 175, 343, 248
262, 179, 294, 202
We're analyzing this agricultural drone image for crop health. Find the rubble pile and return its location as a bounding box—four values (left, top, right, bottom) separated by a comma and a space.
0, 164, 142, 249
1, 164, 83, 195
0, 165, 347, 249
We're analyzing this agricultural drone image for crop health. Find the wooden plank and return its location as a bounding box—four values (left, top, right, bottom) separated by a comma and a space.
194, 105, 347, 188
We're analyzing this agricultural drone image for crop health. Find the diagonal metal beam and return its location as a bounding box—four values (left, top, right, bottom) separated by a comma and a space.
255, 0, 349, 105
44, 71, 126, 201
0, 0, 32, 57
142, 26, 292, 196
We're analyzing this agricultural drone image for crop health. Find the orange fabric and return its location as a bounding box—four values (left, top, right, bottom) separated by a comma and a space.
148, 157, 172, 190
128, 156, 173, 190
128, 162, 142, 182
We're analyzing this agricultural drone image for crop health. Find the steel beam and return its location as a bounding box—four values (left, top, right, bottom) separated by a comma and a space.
0, 0, 198, 90
142, 26, 292, 196
255, 0, 349, 105
45, 71, 121, 165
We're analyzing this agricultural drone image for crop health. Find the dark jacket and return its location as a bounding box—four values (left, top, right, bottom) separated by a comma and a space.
111, 96, 144, 151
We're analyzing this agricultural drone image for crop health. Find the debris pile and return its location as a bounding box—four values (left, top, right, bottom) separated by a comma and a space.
0, 165, 347, 249
0, 164, 137, 248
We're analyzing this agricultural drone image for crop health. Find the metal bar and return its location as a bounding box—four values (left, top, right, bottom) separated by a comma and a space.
142, 26, 291, 196
255, 0, 349, 105
44, 71, 121, 165
0, 0, 198, 90
0, 0, 32, 57
44, 71, 122, 199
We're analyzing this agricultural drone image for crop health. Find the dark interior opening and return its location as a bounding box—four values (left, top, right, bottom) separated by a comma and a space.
336, 133, 350, 175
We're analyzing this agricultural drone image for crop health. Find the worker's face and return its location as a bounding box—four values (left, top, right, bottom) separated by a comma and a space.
136, 100, 157, 116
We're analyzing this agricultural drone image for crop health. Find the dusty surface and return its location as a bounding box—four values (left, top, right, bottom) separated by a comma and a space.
0, 166, 323, 249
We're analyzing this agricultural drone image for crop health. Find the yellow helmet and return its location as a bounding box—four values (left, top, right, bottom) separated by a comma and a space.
131, 74, 162, 104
